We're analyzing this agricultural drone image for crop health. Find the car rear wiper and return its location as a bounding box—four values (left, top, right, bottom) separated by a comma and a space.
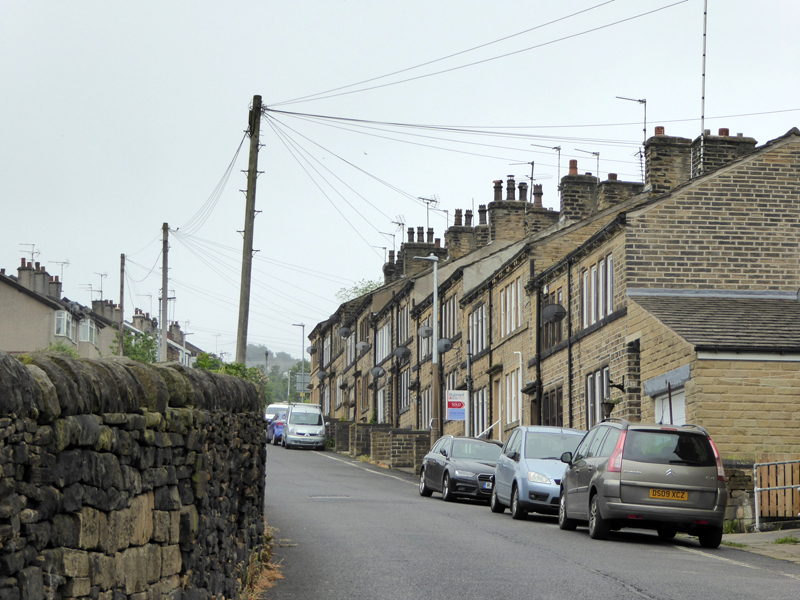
668, 459, 704, 465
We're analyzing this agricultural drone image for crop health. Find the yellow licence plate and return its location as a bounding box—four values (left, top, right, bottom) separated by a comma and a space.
649, 489, 688, 501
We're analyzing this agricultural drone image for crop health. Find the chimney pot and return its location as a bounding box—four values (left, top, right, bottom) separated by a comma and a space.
435, 238, 441, 248
737, 133, 743, 137
407, 227, 414, 243
21, 258, 26, 267
454, 208, 463, 226
388, 250, 395, 264
718, 128, 729, 137
568, 160, 578, 176
704, 129, 710, 136
518, 181, 528, 202
533, 184, 543, 208
655, 126, 665, 136
478, 204, 487, 225
464, 210, 473, 227
417, 226, 424, 243
493, 180, 503, 202
608, 173, 618, 181
506, 176, 516, 201
35, 262, 40, 271
426, 227, 434, 244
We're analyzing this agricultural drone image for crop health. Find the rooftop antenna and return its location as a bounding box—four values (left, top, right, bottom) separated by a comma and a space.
52, 259, 70, 281
699, 0, 708, 173
531, 143, 561, 189
136, 293, 153, 316
575, 149, 600, 180
80, 283, 96, 300
391, 215, 405, 232
418, 196, 439, 229
372, 246, 387, 262
94, 272, 107, 300
379, 231, 396, 254
616, 96, 647, 144
19, 244, 40, 263
510, 160, 535, 195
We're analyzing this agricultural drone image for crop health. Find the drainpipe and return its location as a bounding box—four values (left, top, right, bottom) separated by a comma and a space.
567, 258, 574, 428
488, 282, 499, 442
466, 339, 473, 436
533, 258, 542, 426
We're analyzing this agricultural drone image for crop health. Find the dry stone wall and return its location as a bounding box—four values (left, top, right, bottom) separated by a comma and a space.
0, 351, 266, 600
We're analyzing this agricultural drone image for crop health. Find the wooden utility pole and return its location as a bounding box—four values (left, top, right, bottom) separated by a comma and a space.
118, 253, 125, 356
161, 223, 169, 362
235, 94, 262, 364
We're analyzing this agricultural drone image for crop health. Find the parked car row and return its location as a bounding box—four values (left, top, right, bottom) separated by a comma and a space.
265, 403, 327, 451
419, 420, 728, 549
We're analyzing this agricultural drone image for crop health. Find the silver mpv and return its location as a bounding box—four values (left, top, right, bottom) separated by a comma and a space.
558, 420, 727, 548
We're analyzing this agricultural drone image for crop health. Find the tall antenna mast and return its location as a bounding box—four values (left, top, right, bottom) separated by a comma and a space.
19, 244, 39, 263
575, 149, 600, 180
418, 196, 439, 229
531, 143, 562, 189
700, 0, 708, 173
616, 96, 647, 143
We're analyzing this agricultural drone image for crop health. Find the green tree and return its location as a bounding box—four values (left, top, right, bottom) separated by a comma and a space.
193, 352, 269, 400
110, 330, 158, 363
335, 278, 382, 302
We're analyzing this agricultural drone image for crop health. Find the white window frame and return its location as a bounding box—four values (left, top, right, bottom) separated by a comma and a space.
323, 334, 332, 367
376, 322, 391, 363
468, 304, 487, 354
323, 385, 331, 415
606, 253, 614, 315
582, 270, 589, 328
598, 260, 605, 319
419, 315, 433, 359
398, 304, 410, 343
590, 265, 598, 325
377, 387, 386, 423
420, 388, 431, 430
505, 367, 519, 424
471, 387, 488, 437
399, 368, 410, 412
346, 334, 356, 366
442, 295, 458, 340
335, 376, 343, 408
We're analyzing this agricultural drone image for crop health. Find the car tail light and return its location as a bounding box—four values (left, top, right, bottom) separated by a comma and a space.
607, 431, 627, 473
708, 436, 726, 482
693, 520, 709, 525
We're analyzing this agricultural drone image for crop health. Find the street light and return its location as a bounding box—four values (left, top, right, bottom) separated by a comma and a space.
415, 253, 440, 438
292, 323, 305, 401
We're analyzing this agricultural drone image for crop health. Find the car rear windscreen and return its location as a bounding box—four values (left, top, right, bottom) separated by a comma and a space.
623, 430, 714, 466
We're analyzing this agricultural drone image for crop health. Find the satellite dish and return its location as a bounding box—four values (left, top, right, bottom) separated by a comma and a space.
371, 366, 386, 378
338, 326, 351, 339
542, 304, 567, 323
394, 346, 411, 360
418, 325, 433, 339
438, 338, 453, 353
306, 345, 317, 355
316, 370, 328, 381
356, 341, 370, 353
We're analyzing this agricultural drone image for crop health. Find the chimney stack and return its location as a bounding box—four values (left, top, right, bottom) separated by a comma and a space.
560, 160, 599, 221
691, 127, 757, 177
645, 126, 691, 196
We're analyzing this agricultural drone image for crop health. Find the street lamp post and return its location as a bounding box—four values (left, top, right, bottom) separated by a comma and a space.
292, 323, 305, 401
415, 254, 440, 439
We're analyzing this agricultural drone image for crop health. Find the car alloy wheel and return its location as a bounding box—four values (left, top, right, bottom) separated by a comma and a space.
558, 491, 577, 531
419, 469, 433, 497
490, 486, 505, 513
588, 495, 610, 540
657, 526, 677, 540
510, 486, 527, 520
441, 473, 455, 502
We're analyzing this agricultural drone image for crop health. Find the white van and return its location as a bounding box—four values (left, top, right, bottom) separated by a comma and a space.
283, 404, 326, 450
265, 403, 290, 423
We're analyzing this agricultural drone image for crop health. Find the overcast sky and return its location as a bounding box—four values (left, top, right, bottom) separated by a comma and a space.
2, 1, 798, 361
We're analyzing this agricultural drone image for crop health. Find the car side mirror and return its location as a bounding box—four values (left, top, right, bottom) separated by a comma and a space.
440, 448, 448, 458
560, 452, 572, 464
509, 451, 520, 462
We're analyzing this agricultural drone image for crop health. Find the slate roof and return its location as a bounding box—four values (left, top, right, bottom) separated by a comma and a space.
633, 294, 800, 352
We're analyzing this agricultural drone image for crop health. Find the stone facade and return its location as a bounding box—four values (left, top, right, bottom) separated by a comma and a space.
0, 351, 265, 600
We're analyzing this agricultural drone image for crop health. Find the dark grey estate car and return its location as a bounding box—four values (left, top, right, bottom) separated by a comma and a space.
419, 436, 503, 502
558, 419, 727, 548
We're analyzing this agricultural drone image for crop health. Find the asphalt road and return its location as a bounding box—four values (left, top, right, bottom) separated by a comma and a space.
263, 445, 800, 600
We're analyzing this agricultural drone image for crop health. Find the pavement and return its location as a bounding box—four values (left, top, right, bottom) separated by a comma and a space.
719, 528, 800, 564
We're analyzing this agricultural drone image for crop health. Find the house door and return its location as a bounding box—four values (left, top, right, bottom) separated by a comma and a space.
654, 388, 685, 425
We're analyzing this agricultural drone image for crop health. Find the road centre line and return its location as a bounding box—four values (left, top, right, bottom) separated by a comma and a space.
317, 452, 418, 486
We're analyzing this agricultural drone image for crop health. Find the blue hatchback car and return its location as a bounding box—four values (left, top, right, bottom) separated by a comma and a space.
491, 426, 585, 519
266, 412, 286, 446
